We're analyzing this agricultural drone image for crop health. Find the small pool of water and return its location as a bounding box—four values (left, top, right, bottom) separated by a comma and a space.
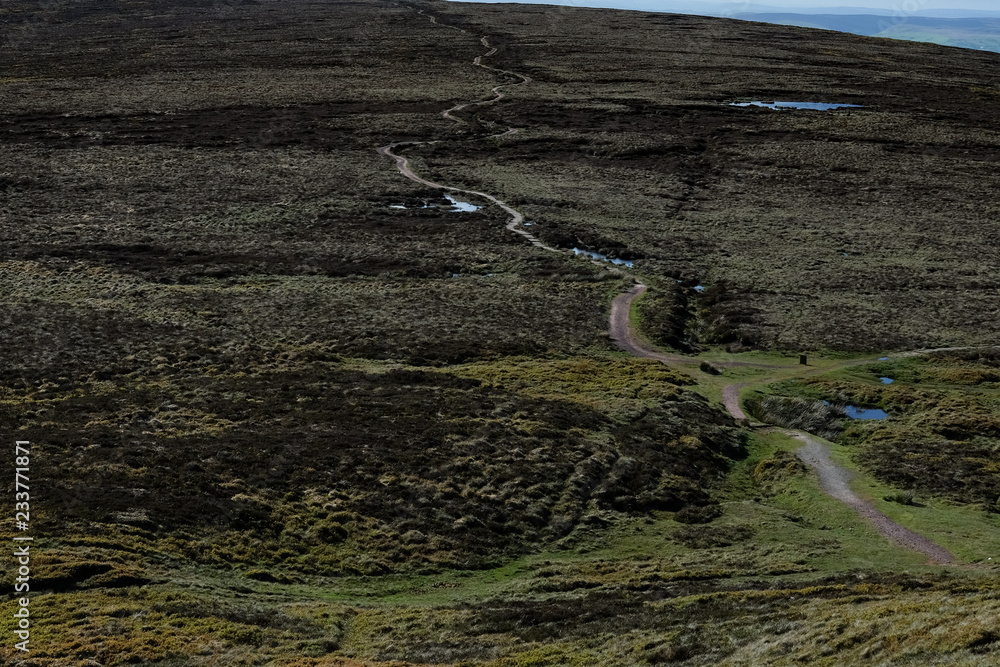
571, 248, 634, 267
879, 357, 890, 361
445, 194, 481, 212
880, 377, 894, 385
730, 101, 862, 110
824, 400, 888, 420
693, 285, 707, 293
845, 406, 888, 420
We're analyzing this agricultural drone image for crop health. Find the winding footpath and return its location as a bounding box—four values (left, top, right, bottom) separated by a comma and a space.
442, 37, 533, 124
381, 9, 961, 567
609, 284, 693, 366
377, 141, 557, 252
377, 23, 553, 252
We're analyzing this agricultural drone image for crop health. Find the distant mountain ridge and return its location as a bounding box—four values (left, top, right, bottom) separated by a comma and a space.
733, 13, 1000, 52
449, 1, 1000, 20
733, 5, 1000, 17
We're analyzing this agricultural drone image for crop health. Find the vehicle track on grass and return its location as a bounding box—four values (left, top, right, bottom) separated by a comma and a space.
611, 283, 997, 380
714, 345, 1000, 427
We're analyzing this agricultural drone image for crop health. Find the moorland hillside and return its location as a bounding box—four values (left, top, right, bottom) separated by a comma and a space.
1, 0, 999, 664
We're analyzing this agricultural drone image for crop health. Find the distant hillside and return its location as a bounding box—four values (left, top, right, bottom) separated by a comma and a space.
736, 13, 1000, 52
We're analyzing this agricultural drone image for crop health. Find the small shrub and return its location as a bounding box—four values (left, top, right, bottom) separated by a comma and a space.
753, 451, 807, 485
884, 490, 916, 505
314, 520, 349, 543
699, 361, 721, 375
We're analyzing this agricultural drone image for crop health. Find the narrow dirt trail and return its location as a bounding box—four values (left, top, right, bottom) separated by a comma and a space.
722, 383, 750, 420
442, 37, 532, 124
377, 142, 557, 251
712, 363, 959, 565
378, 17, 553, 252
609, 283, 794, 370
609, 283, 696, 366
715, 384, 957, 564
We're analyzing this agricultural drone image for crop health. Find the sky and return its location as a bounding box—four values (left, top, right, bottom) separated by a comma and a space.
449, 0, 1000, 17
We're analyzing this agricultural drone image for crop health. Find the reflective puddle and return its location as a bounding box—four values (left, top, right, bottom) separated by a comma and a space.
571, 248, 634, 267
881, 377, 894, 385
824, 400, 888, 420
730, 101, 862, 110
444, 194, 481, 212
845, 405, 888, 420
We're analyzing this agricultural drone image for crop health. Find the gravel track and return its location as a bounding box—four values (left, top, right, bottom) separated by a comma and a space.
720, 384, 956, 564
722, 383, 750, 420
793, 432, 955, 564
608, 284, 795, 370
609, 286, 958, 565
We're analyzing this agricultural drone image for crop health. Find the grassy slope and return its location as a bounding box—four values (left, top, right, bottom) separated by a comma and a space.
0, 0, 999, 664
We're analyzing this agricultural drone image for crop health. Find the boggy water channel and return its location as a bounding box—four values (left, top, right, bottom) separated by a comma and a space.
389, 194, 482, 212
730, 100, 862, 110
571, 247, 634, 267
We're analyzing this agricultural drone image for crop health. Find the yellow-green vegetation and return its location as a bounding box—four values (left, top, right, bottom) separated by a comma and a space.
2, 0, 1000, 664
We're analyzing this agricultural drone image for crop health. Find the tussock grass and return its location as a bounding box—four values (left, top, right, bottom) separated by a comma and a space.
746, 395, 846, 440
